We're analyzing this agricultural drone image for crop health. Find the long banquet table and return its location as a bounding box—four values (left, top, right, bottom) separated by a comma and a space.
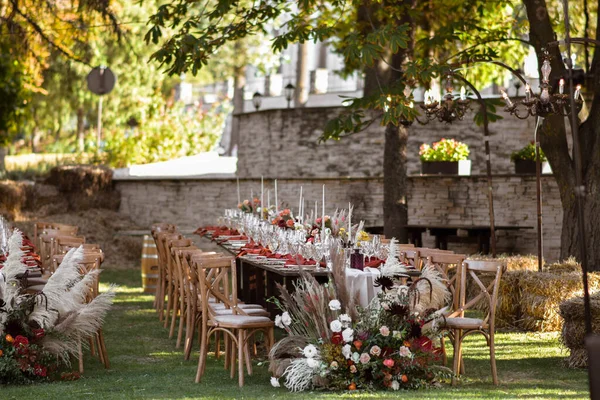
213, 239, 330, 317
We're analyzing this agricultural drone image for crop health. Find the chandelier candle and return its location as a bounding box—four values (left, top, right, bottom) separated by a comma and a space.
261, 176, 264, 220
236, 177, 241, 206
268, 190, 270, 213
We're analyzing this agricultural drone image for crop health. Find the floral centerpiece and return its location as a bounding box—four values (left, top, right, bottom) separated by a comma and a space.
0, 229, 114, 384
238, 198, 260, 213
272, 209, 296, 229
510, 142, 547, 174
269, 242, 452, 392
305, 210, 349, 242
419, 138, 470, 175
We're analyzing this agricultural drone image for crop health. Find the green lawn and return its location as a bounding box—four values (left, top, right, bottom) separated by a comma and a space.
1, 269, 590, 399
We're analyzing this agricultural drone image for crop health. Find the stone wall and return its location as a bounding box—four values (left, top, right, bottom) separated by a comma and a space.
116, 175, 562, 260
236, 106, 536, 178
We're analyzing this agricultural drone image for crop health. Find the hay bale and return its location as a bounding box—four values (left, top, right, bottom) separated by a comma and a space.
46, 165, 119, 211
469, 257, 600, 332
47, 165, 113, 194
0, 180, 30, 219
559, 292, 600, 367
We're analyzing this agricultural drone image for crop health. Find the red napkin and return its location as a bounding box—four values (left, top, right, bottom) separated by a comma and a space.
365, 257, 384, 268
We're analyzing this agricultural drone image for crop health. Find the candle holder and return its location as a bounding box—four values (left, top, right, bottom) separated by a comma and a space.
500, 49, 583, 119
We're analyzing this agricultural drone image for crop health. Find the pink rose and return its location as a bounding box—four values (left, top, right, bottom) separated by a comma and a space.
350, 365, 357, 373
359, 353, 371, 364
383, 359, 394, 368
370, 346, 381, 357
380, 326, 390, 337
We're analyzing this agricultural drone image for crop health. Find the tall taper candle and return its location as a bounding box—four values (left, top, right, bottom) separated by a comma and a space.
275, 180, 278, 214
322, 185, 325, 232
237, 177, 241, 206
314, 201, 317, 225
298, 186, 303, 222
261, 176, 264, 220
348, 203, 352, 243
268, 189, 271, 213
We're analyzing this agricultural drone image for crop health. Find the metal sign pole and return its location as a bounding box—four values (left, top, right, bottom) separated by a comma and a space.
97, 96, 103, 154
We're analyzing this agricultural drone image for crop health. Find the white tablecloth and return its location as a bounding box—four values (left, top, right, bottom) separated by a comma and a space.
345, 267, 382, 308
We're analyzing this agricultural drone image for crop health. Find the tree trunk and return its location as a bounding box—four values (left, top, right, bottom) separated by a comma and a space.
76, 107, 85, 152
31, 127, 41, 153
383, 123, 409, 242
358, 0, 413, 241
227, 59, 246, 156
294, 42, 309, 107
0, 145, 6, 172
523, 0, 600, 268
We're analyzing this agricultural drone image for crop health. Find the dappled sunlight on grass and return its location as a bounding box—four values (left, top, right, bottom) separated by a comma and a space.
0, 269, 590, 399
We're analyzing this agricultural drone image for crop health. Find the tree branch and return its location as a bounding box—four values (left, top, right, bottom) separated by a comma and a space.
8, 0, 90, 65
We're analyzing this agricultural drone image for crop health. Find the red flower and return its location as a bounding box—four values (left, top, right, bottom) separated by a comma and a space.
331, 333, 343, 345
13, 335, 29, 348
34, 364, 47, 377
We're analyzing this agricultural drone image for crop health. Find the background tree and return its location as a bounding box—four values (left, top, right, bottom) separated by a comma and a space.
147, 0, 597, 268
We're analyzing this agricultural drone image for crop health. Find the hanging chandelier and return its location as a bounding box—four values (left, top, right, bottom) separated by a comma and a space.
500, 49, 583, 119
420, 77, 470, 123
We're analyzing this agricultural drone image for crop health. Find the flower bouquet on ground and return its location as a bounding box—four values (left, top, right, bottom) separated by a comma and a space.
0, 229, 115, 384
269, 245, 452, 392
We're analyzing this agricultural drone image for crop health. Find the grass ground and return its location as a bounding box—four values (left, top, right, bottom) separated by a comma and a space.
0, 269, 590, 399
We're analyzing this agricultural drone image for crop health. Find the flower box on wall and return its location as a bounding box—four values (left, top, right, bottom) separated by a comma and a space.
421, 160, 471, 175
419, 139, 471, 176
514, 159, 536, 174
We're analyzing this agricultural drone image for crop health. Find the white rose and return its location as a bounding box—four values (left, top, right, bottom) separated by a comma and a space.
330, 320, 343, 333
339, 314, 352, 327
303, 344, 318, 358
275, 315, 283, 329
342, 328, 354, 343
391, 380, 400, 391
399, 346, 412, 358
342, 344, 352, 359
351, 352, 360, 363
270, 377, 281, 387
281, 312, 292, 326
306, 358, 320, 368
329, 299, 341, 311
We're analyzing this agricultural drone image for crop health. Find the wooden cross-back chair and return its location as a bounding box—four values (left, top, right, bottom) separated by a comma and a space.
39, 233, 82, 269
194, 256, 274, 387
46, 250, 109, 373
34, 223, 78, 249
165, 238, 195, 336
422, 252, 466, 312
442, 260, 505, 385
154, 231, 182, 321
184, 252, 267, 361
181, 250, 225, 359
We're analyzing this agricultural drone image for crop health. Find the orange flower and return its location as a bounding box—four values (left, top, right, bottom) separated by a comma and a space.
5, 335, 13, 343
0, 349, 3, 357
348, 383, 357, 390
401, 374, 408, 383
403, 340, 411, 348
353, 340, 363, 351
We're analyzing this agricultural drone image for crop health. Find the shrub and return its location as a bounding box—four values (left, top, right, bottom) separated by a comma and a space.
510, 142, 547, 162
102, 102, 228, 168
419, 138, 469, 162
